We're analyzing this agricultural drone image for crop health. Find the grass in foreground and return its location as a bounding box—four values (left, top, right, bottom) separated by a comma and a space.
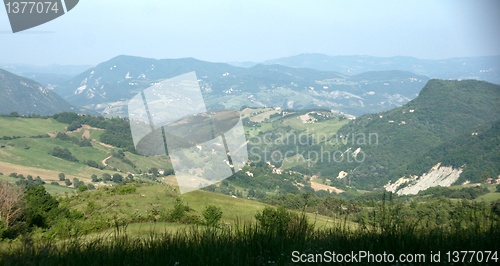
2, 195, 500, 266
0, 210, 498, 266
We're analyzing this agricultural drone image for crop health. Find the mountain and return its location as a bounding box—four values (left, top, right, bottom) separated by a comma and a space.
53, 55, 429, 116
306, 79, 500, 190
0, 63, 92, 88
0, 69, 75, 116
265, 54, 500, 84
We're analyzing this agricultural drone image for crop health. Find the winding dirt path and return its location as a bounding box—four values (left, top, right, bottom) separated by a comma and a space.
101, 155, 112, 167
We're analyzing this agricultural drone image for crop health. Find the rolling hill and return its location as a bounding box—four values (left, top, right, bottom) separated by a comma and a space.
0, 69, 75, 116
307, 79, 500, 190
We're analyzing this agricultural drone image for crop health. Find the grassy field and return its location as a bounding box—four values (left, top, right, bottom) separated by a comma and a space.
475, 192, 500, 203
0, 117, 176, 185
0, 138, 110, 179
63, 185, 341, 230
2, 194, 498, 266
0, 117, 67, 137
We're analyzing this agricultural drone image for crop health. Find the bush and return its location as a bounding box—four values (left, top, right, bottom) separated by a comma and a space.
91, 174, 99, 182
55, 132, 70, 140
51, 147, 78, 162
202, 205, 222, 227
78, 138, 92, 147
255, 206, 291, 236
85, 160, 103, 169
167, 198, 198, 224
102, 173, 111, 182
78, 185, 88, 192
112, 174, 124, 183
117, 184, 136, 195
67, 121, 82, 131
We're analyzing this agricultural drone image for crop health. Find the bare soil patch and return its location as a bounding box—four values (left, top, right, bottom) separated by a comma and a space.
310, 181, 344, 194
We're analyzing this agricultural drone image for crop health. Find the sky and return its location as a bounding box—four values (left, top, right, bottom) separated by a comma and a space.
0, 0, 499, 66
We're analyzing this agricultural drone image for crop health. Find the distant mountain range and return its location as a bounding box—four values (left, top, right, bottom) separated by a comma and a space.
0, 63, 92, 89
264, 54, 500, 84
0, 69, 75, 116
3, 54, 499, 118
311, 79, 500, 190
53, 55, 430, 116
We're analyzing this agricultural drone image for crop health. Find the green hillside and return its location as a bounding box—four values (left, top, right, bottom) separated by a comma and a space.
1, 108, 352, 198
312, 79, 500, 189
0, 115, 172, 188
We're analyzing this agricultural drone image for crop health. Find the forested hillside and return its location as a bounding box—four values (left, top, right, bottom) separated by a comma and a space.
311, 79, 500, 189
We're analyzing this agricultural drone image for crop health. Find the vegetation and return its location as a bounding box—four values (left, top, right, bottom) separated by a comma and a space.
315, 80, 500, 189
0, 188, 498, 265
0, 80, 499, 264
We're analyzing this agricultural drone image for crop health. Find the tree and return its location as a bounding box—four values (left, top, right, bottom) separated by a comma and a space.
58, 173, 65, 181
202, 205, 223, 227
91, 174, 99, 182
23, 186, 59, 228
496, 184, 500, 193
51, 147, 78, 162
102, 173, 111, 182
78, 184, 88, 192
67, 121, 82, 131
64, 179, 72, 187
169, 198, 192, 222
0, 181, 24, 227
112, 173, 124, 183
255, 206, 291, 236
150, 168, 159, 175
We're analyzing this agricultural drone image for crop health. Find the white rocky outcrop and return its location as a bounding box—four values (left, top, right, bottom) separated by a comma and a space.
384, 163, 463, 195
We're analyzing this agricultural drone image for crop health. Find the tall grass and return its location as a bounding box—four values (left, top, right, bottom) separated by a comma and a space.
1, 202, 499, 266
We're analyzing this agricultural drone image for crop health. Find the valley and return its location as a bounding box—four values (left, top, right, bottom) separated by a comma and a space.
0, 57, 499, 265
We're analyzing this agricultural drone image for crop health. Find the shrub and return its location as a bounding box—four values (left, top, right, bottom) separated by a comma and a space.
51, 147, 78, 162
117, 185, 136, 195
202, 205, 222, 227
112, 174, 124, 183
255, 206, 291, 236
85, 160, 103, 169
102, 173, 111, 182
67, 121, 82, 131
78, 185, 88, 192
91, 174, 99, 182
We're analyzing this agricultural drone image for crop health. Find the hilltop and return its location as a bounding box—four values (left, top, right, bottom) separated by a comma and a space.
309, 79, 500, 191
0, 69, 75, 116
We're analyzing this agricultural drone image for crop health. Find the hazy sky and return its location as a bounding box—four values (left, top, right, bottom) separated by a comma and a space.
1, 0, 499, 65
